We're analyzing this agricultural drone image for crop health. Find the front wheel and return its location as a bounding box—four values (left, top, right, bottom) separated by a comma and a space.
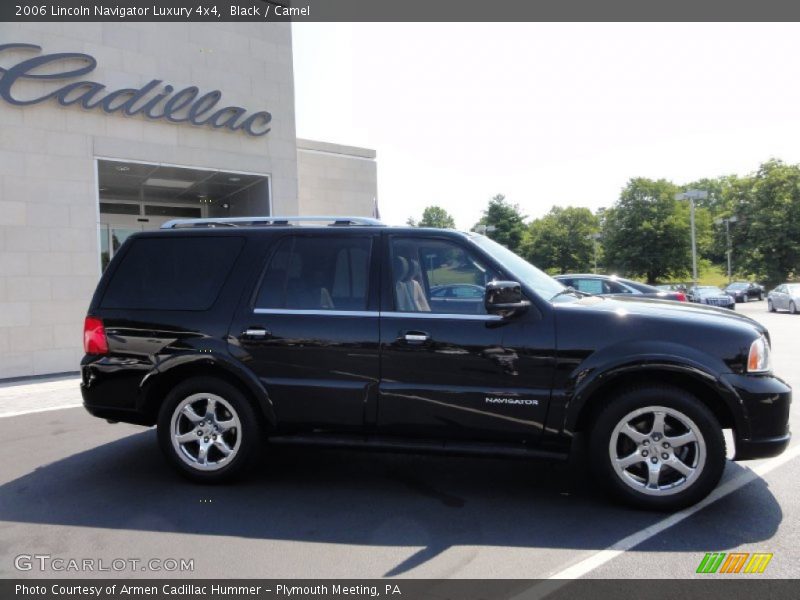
589, 386, 725, 511
768, 299, 776, 312
791, 301, 798, 315
157, 377, 262, 482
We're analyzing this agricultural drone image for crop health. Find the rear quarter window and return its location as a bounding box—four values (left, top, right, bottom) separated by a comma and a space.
101, 236, 244, 311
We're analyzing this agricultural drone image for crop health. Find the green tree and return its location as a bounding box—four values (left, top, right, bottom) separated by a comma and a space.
473, 194, 527, 253
603, 178, 711, 283
523, 206, 600, 274
731, 159, 800, 286
408, 205, 457, 229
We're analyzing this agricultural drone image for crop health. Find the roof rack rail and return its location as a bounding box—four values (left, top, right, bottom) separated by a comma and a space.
160, 216, 385, 229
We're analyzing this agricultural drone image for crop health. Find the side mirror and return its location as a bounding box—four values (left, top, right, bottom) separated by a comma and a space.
485, 281, 530, 317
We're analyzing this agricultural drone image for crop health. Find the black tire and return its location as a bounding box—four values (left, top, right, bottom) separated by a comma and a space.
157, 376, 262, 483
768, 299, 776, 313
589, 385, 726, 511
791, 302, 798, 315
757, 293, 763, 301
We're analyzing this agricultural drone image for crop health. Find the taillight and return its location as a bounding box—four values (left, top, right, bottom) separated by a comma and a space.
675, 292, 687, 302
83, 316, 108, 355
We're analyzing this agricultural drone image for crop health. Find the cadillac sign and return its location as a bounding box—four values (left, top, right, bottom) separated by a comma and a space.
0, 43, 272, 136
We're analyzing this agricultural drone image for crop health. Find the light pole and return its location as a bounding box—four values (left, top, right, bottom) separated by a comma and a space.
714, 215, 738, 283
588, 232, 602, 273
675, 190, 708, 288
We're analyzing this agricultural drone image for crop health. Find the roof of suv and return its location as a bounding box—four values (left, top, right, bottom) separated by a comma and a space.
153, 215, 479, 240
160, 215, 386, 229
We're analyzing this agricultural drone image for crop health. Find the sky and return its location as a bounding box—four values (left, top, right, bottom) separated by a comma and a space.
292, 23, 800, 229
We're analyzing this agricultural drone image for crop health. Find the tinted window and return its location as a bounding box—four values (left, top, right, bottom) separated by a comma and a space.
256, 236, 372, 311
390, 237, 499, 314
604, 280, 634, 294
102, 236, 243, 310
621, 279, 658, 293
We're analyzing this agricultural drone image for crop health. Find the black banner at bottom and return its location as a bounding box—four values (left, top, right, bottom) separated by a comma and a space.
3, 579, 799, 600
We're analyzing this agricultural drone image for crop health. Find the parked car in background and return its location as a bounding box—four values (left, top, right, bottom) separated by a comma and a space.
554, 274, 687, 301
724, 281, 765, 303
429, 283, 485, 314
692, 286, 736, 310
767, 283, 800, 314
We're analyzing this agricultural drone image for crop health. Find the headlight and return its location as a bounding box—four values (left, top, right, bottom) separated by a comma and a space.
747, 336, 772, 373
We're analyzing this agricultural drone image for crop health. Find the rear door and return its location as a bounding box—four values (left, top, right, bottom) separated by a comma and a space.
230, 231, 380, 432
377, 233, 553, 442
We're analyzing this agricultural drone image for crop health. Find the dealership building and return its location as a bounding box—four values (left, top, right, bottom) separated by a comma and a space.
0, 22, 378, 379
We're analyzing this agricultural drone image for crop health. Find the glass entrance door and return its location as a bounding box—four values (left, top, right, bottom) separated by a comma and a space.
99, 218, 144, 272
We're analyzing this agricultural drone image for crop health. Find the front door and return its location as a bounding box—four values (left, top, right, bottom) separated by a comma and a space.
230, 232, 380, 432
378, 234, 553, 443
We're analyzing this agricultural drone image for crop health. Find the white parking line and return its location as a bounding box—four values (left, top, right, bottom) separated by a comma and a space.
546, 442, 800, 580
0, 403, 83, 419
0, 376, 82, 418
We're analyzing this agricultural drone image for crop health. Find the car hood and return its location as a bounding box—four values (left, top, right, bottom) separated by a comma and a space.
556, 294, 766, 336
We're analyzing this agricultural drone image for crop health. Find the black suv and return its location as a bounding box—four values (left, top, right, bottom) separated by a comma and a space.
81, 217, 791, 510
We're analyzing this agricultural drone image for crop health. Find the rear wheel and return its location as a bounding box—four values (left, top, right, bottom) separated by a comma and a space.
589, 385, 725, 511
157, 377, 262, 482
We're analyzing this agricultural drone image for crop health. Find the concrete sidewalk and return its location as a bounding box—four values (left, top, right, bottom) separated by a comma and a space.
0, 374, 82, 418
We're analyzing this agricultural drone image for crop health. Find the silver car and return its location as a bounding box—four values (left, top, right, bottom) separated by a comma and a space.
767, 283, 800, 314
692, 286, 736, 309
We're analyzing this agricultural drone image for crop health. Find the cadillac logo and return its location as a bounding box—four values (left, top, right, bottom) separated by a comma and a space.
0, 43, 273, 136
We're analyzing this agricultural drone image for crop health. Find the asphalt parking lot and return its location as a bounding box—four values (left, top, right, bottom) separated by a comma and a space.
0, 300, 797, 580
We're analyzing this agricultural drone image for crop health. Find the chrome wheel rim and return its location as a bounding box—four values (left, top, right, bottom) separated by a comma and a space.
170, 393, 241, 472
609, 405, 706, 496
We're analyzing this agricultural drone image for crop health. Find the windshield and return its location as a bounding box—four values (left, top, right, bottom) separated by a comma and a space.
727, 282, 747, 289
468, 234, 565, 300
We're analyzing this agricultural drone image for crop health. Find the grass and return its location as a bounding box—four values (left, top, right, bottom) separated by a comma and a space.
660, 263, 730, 288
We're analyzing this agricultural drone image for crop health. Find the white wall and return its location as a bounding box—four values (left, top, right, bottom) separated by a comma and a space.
0, 22, 298, 378
296, 139, 377, 217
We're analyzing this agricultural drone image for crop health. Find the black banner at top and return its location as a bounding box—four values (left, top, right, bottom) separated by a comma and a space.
3, 0, 800, 22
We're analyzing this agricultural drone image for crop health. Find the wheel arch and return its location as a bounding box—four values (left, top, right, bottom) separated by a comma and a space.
139, 354, 276, 429
569, 365, 745, 440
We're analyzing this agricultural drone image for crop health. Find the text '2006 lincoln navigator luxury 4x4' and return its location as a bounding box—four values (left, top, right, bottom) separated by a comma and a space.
81, 216, 791, 510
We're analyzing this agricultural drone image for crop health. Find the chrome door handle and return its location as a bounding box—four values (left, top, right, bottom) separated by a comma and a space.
242, 327, 269, 339
404, 333, 429, 342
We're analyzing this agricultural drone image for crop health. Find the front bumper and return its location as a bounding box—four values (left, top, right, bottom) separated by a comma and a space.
720, 373, 792, 460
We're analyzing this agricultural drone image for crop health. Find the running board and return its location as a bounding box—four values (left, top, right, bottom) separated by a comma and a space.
267, 433, 568, 461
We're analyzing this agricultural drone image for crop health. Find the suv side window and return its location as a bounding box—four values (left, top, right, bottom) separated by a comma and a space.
390, 237, 499, 314
255, 236, 372, 311
101, 236, 244, 311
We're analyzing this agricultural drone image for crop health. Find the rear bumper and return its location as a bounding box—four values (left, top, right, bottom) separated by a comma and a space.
81, 356, 155, 426
720, 373, 792, 460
